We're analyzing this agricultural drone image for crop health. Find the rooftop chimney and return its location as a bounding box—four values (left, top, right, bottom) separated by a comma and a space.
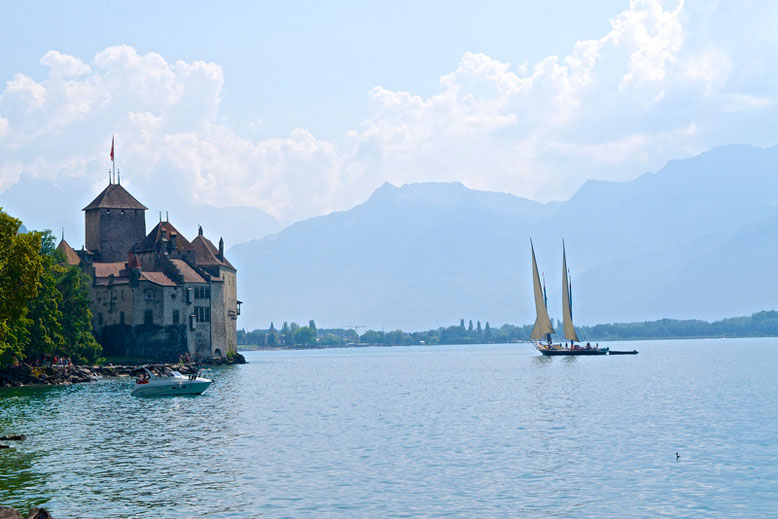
218, 237, 224, 259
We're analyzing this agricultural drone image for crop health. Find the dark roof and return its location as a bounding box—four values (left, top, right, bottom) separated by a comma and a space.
83, 183, 148, 211
135, 222, 192, 252
170, 259, 207, 283
56, 240, 81, 266
191, 234, 235, 270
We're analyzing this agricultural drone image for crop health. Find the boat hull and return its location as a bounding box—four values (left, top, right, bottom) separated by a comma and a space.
131, 379, 212, 397
539, 348, 608, 356
609, 350, 638, 355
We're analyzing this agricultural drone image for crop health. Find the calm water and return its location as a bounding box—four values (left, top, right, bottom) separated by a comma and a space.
2, 338, 778, 518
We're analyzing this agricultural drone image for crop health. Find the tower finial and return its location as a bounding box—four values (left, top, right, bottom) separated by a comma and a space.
198, 225, 203, 236
110, 135, 115, 184
117, 169, 121, 185
61, 227, 64, 242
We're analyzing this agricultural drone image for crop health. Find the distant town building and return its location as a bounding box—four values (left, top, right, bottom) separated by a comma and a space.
56, 181, 240, 361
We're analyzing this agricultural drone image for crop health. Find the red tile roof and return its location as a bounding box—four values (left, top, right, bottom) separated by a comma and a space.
140, 271, 177, 287
170, 259, 207, 283
83, 183, 148, 210
56, 240, 81, 266
190, 234, 235, 270
93, 262, 126, 278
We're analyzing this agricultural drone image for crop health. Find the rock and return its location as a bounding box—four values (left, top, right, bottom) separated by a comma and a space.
0, 507, 22, 519
26, 508, 53, 519
0, 435, 25, 441
0, 444, 10, 449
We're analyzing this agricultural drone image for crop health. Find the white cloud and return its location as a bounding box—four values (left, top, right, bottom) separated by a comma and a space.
3, 73, 47, 109
40, 50, 91, 78
1, 0, 777, 227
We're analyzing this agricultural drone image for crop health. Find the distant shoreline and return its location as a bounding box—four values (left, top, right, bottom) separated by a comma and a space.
239, 334, 777, 352
239, 311, 778, 349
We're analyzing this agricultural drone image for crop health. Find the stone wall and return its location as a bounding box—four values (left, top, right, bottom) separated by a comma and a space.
100, 323, 189, 361
85, 208, 146, 261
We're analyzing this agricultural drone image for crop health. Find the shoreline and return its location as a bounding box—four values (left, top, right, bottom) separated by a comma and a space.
0, 354, 245, 389
238, 334, 777, 352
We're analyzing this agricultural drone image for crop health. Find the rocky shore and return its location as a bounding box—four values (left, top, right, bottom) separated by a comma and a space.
0, 353, 245, 388
0, 507, 53, 519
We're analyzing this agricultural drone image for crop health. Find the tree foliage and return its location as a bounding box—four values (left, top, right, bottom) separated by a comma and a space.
237, 310, 778, 350
0, 210, 101, 367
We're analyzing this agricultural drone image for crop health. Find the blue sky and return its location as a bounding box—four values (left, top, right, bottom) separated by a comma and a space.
2, 1, 778, 241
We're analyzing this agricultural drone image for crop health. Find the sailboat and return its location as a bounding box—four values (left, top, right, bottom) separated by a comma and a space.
531, 240, 608, 356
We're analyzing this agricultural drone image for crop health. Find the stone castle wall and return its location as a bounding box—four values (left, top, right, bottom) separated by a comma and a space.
85, 208, 146, 262
99, 323, 189, 361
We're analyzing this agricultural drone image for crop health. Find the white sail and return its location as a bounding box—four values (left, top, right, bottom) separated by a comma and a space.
530, 240, 555, 341
561, 241, 579, 342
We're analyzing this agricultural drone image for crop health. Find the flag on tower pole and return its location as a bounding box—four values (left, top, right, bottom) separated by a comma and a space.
110, 135, 115, 183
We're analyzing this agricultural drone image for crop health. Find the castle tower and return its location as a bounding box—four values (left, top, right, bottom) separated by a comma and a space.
83, 183, 148, 261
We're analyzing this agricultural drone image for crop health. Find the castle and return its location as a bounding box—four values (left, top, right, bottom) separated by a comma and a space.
56, 180, 240, 361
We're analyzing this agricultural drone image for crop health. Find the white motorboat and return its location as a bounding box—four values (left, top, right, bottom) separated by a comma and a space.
131, 367, 212, 397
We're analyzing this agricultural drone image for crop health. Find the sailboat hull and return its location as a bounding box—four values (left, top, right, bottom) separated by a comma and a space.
539, 348, 608, 356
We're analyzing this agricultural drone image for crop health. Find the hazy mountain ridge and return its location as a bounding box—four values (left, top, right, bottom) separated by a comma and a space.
230, 144, 778, 330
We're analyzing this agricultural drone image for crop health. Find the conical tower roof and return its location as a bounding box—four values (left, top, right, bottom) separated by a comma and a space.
56, 239, 81, 266
83, 183, 147, 211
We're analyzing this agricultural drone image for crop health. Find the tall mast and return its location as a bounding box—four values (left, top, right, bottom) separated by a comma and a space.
530, 239, 555, 342
561, 240, 579, 343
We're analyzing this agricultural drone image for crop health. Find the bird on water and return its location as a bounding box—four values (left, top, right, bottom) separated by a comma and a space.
676, 452, 680, 460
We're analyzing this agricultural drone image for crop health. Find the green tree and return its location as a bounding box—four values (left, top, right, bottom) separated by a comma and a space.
0, 210, 43, 367
361, 330, 384, 344
281, 321, 290, 345
55, 260, 101, 363
25, 232, 65, 360
484, 322, 491, 342
309, 319, 316, 331
293, 326, 316, 346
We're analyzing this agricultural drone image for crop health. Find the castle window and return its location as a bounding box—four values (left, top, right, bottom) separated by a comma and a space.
120, 311, 125, 324
120, 210, 124, 215
173, 310, 180, 324
144, 310, 153, 325
106, 209, 110, 215
98, 313, 103, 326
195, 306, 210, 323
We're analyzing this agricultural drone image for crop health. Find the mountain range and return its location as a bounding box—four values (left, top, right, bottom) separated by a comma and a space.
229, 144, 778, 330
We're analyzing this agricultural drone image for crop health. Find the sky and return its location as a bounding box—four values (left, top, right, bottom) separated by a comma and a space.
2, 0, 778, 245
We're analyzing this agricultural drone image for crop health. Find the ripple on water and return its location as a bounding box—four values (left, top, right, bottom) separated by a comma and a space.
2, 339, 778, 517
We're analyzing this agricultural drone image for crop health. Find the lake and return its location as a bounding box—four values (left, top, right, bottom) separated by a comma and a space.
2, 338, 778, 517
